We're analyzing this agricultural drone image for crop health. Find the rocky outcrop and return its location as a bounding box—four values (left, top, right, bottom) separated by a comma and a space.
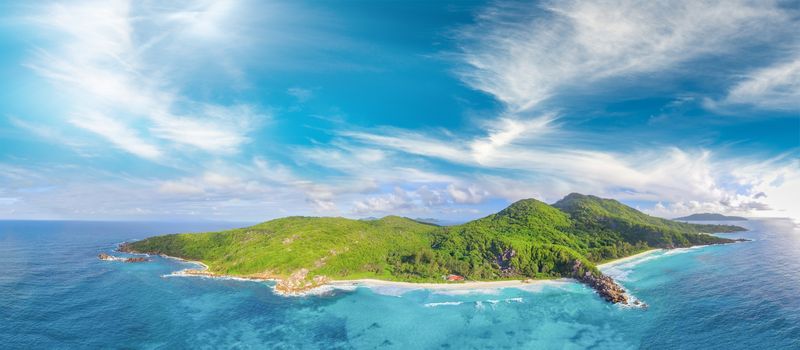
124, 256, 149, 263
275, 268, 309, 293
495, 249, 517, 277
117, 243, 135, 253
177, 269, 215, 277
273, 269, 331, 294
98, 253, 150, 263
572, 260, 628, 304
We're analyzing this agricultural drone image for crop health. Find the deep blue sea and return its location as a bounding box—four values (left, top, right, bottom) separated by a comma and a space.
1, 219, 799, 349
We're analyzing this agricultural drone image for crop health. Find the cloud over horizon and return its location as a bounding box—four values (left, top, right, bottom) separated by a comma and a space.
0, 0, 797, 222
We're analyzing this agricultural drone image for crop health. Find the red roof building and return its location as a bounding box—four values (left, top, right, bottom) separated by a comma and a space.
446, 274, 465, 281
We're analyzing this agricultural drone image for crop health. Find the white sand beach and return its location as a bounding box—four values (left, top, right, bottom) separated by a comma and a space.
327, 278, 571, 291
152, 248, 678, 296
597, 249, 662, 269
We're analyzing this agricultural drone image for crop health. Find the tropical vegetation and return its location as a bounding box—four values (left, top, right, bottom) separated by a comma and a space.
123, 193, 746, 285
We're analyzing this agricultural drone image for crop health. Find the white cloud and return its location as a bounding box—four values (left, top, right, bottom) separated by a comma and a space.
164, 0, 240, 41
708, 53, 800, 111
725, 155, 800, 220
149, 104, 260, 154
457, 0, 789, 112
7, 116, 95, 155
151, 158, 357, 214
69, 112, 162, 159
344, 113, 557, 165
447, 184, 488, 204
0, 197, 19, 205
158, 181, 204, 196
331, 118, 800, 220
351, 184, 490, 215
0, 160, 320, 220
25, 0, 265, 159
149, 156, 310, 205
470, 115, 556, 163
352, 187, 415, 214
303, 186, 338, 212
342, 129, 467, 161
5, 0, 796, 222
295, 139, 459, 189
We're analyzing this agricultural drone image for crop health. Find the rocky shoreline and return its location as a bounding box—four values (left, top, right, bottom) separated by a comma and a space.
115, 242, 643, 302
572, 259, 637, 306
118, 242, 337, 295
116, 239, 749, 304
98, 253, 149, 263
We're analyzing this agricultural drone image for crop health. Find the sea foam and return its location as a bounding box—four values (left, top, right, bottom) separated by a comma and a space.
424, 301, 463, 307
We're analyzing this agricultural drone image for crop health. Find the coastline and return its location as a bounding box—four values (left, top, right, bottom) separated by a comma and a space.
597, 249, 662, 269
149, 251, 572, 294
137, 243, 732, 297
148, 249, 638, 296
596, 237, 751, 270
326, 278, 570, 291
157, 254, 211, 271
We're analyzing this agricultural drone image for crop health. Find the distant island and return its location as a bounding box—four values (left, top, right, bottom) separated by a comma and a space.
411, 217, 445, 226
674, 213, 748, 221
120, 193, 747, 305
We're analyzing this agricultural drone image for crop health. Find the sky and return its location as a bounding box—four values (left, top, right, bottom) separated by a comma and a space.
0, 0, 798, 222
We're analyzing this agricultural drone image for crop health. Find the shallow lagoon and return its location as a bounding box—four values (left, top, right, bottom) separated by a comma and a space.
1, 219, 798, 349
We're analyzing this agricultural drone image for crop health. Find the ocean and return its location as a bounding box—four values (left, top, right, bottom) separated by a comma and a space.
1, 219, 798, 349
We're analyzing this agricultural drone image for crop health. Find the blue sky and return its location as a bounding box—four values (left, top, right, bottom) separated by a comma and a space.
0, 0, 798, 221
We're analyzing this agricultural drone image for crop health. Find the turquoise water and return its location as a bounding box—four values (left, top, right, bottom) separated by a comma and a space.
1, 219, 799, 349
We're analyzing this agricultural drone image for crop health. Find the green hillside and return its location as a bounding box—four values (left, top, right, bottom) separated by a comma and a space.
429, 199, 596, 280
122, 215, 437, 281
553, 193, 745, 252
122, 193, 746, 294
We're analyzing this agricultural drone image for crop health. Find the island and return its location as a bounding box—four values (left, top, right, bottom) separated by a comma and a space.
119, 193, 747, 305
674, 213, 748, 221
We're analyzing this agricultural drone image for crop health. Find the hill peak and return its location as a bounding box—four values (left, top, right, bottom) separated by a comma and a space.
490, 198, 572, 227
553, 193, 618, 211
497, 198, 549, 214
552, 193, 654, 225
557, 192, 610, 203
562, 192, 589, 200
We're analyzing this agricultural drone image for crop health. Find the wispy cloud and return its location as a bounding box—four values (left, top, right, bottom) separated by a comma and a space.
69, 112, 162, 159
323, 116, 799, 219
707, 50, 800, 112
3, 0, 797, 222
351, 184, 489, 216
648, 153, 800, 219
24, 0, 266, 159
457, 0, 790, 112
470, 115, 557, 163
0, 159, 318, 220
287, 87, 314, 103
7, 116, 95, 156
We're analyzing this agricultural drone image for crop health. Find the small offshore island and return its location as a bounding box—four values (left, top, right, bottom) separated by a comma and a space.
119, 193, 747, 305
674, 213, 748, 221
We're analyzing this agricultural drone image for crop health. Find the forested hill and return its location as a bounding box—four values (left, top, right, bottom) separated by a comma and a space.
552, 193, 746, 249
674, 213, 748, 221
121, 193, 747, 301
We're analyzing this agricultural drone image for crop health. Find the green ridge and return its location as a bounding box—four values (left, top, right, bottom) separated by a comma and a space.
123, 193, 746, 285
